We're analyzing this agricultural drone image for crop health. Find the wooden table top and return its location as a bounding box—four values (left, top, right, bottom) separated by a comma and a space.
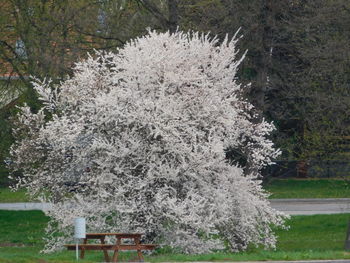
86, 233, 143, 238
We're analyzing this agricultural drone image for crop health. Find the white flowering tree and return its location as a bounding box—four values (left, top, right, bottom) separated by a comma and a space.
10, 30, 286, 253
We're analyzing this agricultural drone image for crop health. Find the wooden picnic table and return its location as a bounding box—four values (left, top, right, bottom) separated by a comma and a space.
65, 233, 156, 262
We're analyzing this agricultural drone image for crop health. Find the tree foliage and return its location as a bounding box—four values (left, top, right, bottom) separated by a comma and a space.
178, 0, 350, 167
2, 0, 349, 184
0, 0, 157, 183
10, 30, 285, 253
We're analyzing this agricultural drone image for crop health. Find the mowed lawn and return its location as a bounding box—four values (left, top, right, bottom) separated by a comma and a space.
1, 179, 350, 202
0, 210, 349, 262
0, 188, 28, 202
264, 178, 350, 199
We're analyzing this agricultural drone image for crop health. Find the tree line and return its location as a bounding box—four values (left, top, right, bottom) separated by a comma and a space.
1, 0, 349, 182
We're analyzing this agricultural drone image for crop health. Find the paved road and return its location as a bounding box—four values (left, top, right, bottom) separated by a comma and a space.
0, 199, 350, 215
270, 198, 350, 215
0, 202, 52, 211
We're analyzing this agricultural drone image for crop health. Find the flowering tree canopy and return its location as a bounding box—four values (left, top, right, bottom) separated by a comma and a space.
10, 30, 286, 253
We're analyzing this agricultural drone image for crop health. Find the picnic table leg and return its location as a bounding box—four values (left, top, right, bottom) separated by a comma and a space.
100, 237, 110, 262
112, 247, 119, 263
112, 237, 121, 262
80, 238, 87, 259
137, 249, 144, 262
135, 237, 144, 262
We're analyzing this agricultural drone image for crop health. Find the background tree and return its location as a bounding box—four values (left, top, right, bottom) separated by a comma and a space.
0, 0, 158, 183
177, 0, 302, 174
135, 0, 179, 32
179, 0, 350, 177
2, 0, 350, 184
290, 0, 350, 162
262, 0, 350, 177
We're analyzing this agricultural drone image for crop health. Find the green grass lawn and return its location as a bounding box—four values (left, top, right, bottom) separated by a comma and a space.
0, 188, 29, 202
264, 178, 350, 199
0, 210, 349, 262
1, 178, 350, 202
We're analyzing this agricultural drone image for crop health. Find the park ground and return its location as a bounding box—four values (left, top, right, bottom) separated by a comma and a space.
0, 178, 350, 262
0, 211, 349, 262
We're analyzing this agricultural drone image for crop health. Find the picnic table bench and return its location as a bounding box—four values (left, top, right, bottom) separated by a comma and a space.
65, 233, 156, 262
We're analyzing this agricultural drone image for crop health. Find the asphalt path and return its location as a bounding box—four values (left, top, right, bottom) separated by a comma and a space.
0, 202, 51, 211
270, 198, 350, 215
0, 198, 350, 216
0, 199, 350, 215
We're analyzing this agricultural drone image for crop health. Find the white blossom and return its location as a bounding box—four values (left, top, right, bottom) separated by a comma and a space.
10, 30, 287, 253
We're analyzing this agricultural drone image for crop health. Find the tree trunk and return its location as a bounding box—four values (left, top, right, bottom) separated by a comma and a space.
167, 0, 179, 33
250, 0, 273, 119
345, 220, 350, 250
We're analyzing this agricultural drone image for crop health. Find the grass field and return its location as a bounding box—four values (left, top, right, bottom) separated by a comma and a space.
0, 188, 28, 202
1, 178, 350, 202
264, 178, 350, 199
0, 210, 349, 262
